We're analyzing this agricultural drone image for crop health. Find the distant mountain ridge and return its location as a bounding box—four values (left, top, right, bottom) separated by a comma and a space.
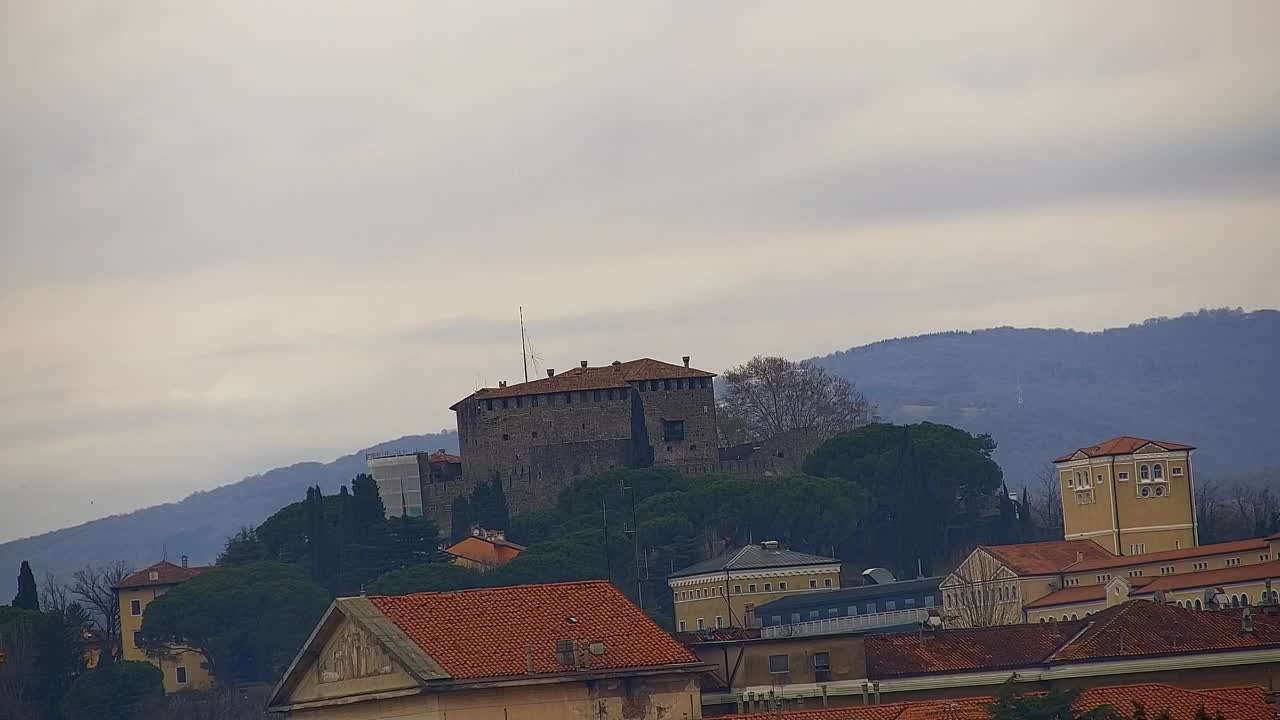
815, 307, 1280, 489
0, 432, 458, 595
4, 308, 1277, 598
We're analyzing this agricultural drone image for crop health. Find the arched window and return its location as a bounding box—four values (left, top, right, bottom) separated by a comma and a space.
1194, 599, 1202, 610
1070, 614, 1079, 620
1231, 595, 1240, 608
1242, 593, 1249, 606
1039, 617, 1046, 623
1062, 615, 1069, 622
1153, 464, 1163, 480
1139, 464, 1150, 480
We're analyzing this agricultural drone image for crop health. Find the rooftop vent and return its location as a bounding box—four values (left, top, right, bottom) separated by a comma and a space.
580, 360, 588, 368
683, 355, 690, 367
862, 568, 897, 586
554, 639, 575, 667
547, 368, 555, 377
761, 540, 780, 551
589, 641, 606, 656
1243, 608, 1255, 633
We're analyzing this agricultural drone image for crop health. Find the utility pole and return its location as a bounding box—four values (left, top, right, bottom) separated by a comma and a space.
519, 306, 529, 383
622, 481, 643, 609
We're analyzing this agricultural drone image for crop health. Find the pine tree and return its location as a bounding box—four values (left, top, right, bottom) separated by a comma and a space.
13, 560, 39, 610
450, 496, 474, 544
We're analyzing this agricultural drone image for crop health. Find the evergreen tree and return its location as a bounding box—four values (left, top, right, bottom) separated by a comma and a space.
304, 486, 335, 584
993, 483, 1017, 544
13, 560, 39, 610
1019, 487, 1035, 540
350, 473, 386, 537
450, 495, 473, 543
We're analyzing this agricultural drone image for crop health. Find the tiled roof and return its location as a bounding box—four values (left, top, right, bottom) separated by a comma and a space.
112, 560, 208, 590
365, 580, 699, 680
1130, 559, 1280, 595
981, 539, 1113, 576
1054, 436, 1194, 463
669, 544, 838, 579
1068, 537, 1269, 572
725, 684, 1276, 720
443, 534, 526, 566
868, 601, 1280, 679
427, 449, 461, 464
867, 621, 1086, 678
1023, 584, 1108, 609
451, 357, 714, 406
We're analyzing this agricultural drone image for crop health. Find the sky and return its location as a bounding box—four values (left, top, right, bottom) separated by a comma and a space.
2, 1, 1279, 542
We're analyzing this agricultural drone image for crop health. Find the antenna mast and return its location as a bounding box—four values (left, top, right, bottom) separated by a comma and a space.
519, 306, 529, 383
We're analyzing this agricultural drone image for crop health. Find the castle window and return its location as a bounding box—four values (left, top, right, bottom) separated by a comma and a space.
1172, 466, 1183, 476
1152, 464, 1163, 480
662, 419, 685, 441
531, 395, 540, 407
501, 399, 509, 409
593, 390, 602, 401
1139, 464, 1150, 480
515, 396, 523, 408
676, 378, 684, 390
663, 379, 671, 390
485, 399, 494, 411
531, 431, 538, 439
564, 392, 572, 404
502, 434, 510, 441
579, 391, 590, 402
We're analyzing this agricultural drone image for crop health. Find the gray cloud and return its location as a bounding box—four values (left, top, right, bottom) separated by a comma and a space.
1, 1, 1279, 540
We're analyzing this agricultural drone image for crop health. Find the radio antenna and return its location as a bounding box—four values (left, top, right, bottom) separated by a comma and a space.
519, 306, 529, 383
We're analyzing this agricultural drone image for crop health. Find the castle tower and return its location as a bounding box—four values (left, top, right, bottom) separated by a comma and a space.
1053, 436, 1197, 555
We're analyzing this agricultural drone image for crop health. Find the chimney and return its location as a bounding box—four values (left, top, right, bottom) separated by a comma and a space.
181, 555, 188, 568
1243, 608, 1255, 633
612, 360, 622, 371
580, 360, 588, 368
547, 368, 555, 377
1076, 551, 1085, 562
499, 380, 507, 388
683, 355, 690, 367
1154, 589, 1166, 605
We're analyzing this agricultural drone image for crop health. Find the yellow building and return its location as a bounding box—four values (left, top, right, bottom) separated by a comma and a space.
1054, 436, 1197, 555
114, 559, 214, 693
667, 541, 842, 632
267, 580, 709, 719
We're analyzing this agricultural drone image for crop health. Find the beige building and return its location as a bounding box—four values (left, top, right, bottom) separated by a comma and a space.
114, 559, 213, 693
667, 542, 841, 632
268, 580, 709, 719
1054, 436, 1197, 555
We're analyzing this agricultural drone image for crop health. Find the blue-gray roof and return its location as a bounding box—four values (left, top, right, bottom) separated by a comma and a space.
668, 544, 839, 579
754, 576, 942, 615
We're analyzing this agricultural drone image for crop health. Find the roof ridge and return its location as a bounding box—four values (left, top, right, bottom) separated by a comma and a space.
1045, 617, 1098, 663
364, 578, 611, 601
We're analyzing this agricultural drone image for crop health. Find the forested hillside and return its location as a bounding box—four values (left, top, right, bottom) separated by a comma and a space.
816, 308, 1280, 489
0, 432, 458, 593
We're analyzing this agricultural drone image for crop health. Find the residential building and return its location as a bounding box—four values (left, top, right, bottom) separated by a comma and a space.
940, 539, 1113, 627
366, 449, 463, 519
114, 559, 213, 693
863, 601, 1280, 705
443, 528, 525, 571
668, 541, 842, 631
1054, 436, 1198, 554
723, 683, 1277, 720
754, 576, 942, 639
267, 580, 710, 719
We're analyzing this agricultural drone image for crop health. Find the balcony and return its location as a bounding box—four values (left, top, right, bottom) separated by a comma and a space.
759, 607, 931, 639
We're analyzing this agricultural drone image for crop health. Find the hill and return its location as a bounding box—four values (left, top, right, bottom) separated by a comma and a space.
0, 432, 458, 594
815, 308, 1280, 489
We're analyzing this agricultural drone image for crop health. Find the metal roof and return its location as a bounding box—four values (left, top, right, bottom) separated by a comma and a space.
668, 544, 838, 579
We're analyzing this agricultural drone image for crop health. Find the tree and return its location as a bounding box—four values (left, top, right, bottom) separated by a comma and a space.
218, 528, 270, 567
61, 660, 163, 720
366, 563, 487, 595
988, 679, 1120, 720
0, 606, 84, 718
450, 495, 473, 543
992, 483, 1018, 545
13, 561, 39, 610
71, 561, 133, 663
138, 562, 329, 684
349, 473, 386, 534
718, 355, 877, 441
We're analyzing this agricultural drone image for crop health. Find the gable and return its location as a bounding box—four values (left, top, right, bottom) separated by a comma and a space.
1133, 443, 1171, 455
944, 547, 1016, 587
283, 614, 420, 706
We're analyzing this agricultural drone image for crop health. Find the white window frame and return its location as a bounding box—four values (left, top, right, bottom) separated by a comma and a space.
1117, 471, 1129, 480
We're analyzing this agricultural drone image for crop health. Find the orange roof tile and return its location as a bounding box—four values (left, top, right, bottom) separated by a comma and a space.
1130, 559, 1280, 595
1069, 537, 1269, 573
1054, 436, 1194, 463
1023, 584, 1108, 609
113, 560, 208, 590
451, 357, 713, 407
725, 684, 1276, 720
365, 580, 699, 680
444, 534, 526, 567
981, 539, 1114, 576
868, 601, 1280, 678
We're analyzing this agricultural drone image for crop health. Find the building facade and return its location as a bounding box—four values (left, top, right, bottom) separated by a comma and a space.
668, 542, 842, 632
443, 529, 525, 572
114, 559, 213, 693
451, 357, 718, 520
1054, 436, 1198, 555
268, 581, 709, 719
754, 576, 942, 637
366, 449, 463, 521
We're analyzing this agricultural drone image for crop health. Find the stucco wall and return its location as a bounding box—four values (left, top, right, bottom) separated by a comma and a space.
118, 585, 213, 693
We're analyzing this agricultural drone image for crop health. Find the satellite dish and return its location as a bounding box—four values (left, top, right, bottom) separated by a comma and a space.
862, 568, 897, 585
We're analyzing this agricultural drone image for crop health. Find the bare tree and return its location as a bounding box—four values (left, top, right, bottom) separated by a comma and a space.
71, 561, 132, 662
39, 573, 69, 615
718, 356, 877, 442
940, 549, 1024, 628
1195, 478, 1225, 544
1026, 465, 1064, 541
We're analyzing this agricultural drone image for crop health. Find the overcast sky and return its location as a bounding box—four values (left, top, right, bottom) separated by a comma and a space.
2, 1, 1279, 541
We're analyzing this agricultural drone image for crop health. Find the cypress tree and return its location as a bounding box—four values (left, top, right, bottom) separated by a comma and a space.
13, 560, 39, 610
350, 474, 386, 538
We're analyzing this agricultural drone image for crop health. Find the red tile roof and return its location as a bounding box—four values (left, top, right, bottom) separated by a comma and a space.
1054, 436, 1194, 463
1027, 578, 1154, 610
1130, 559, 1280, 595
725, 684, 1276, 720
981, 539, 1114, 576
443, 534, 526, 567
112, 560, 208, 590
1068, 537, 1269, 572
365, 580, 700, 680
427, 449, 461, 464
451, 357, 713, 407
868, 601, 1280, 679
